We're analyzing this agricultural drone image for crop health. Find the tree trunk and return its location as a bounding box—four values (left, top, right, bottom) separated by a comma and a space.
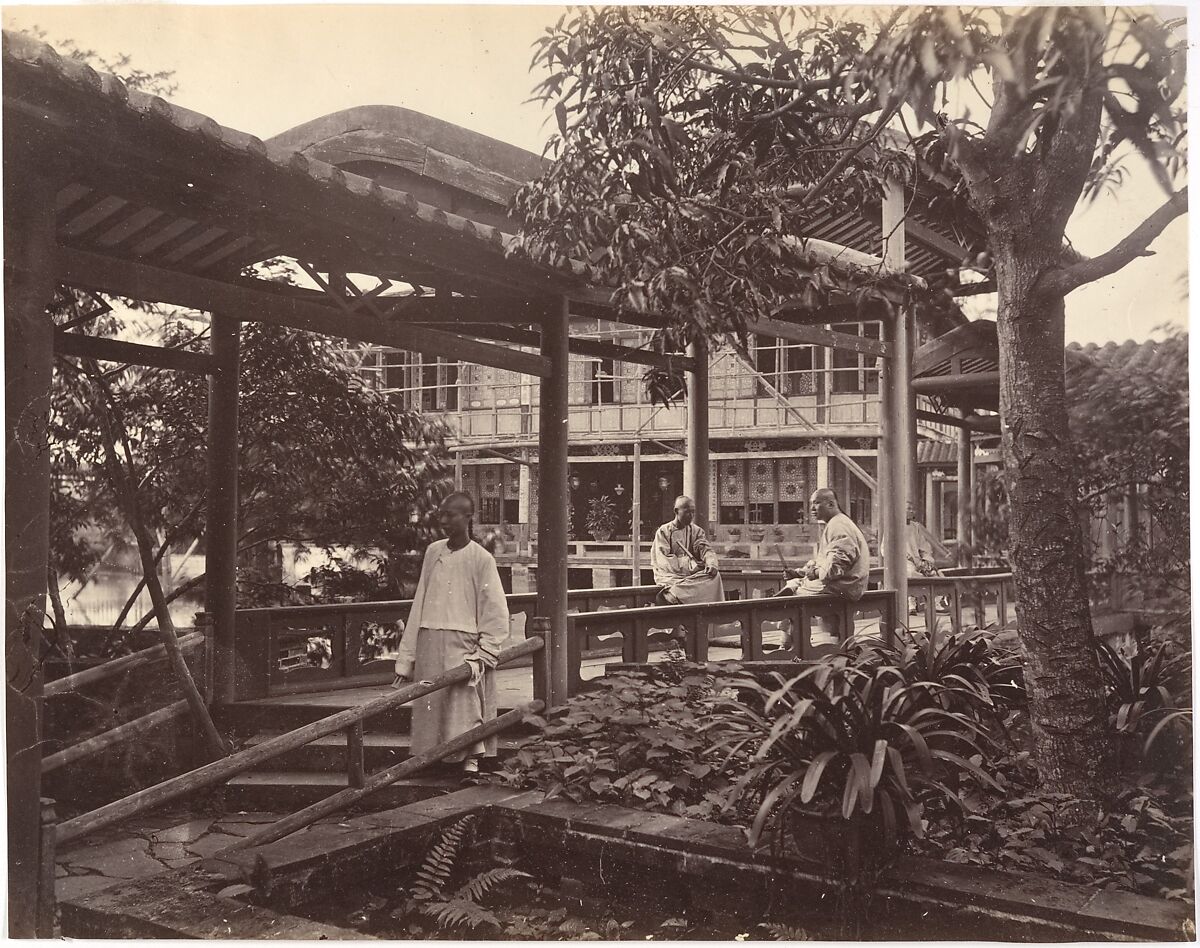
89, 377, 229, 760
45, 566, 74, 664
993, 245, 1113, 802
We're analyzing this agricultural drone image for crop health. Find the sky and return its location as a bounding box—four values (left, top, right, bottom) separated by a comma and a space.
2, 3, 1188, 345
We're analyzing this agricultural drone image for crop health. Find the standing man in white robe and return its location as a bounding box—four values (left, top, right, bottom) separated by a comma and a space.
393, 492, 509, 776
651, 495, 725, 605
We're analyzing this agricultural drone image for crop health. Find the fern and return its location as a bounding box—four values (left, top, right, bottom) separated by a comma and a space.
759, 922, 811, 940
454, 867, 530, 903
400, 815, 529, 934
419, 897, 500, 932
410, 814, 475, 901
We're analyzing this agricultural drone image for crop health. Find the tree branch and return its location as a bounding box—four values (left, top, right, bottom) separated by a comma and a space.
1041, 187, 1187, 296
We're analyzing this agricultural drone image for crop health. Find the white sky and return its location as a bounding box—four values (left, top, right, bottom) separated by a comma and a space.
2, 3, 1188, 345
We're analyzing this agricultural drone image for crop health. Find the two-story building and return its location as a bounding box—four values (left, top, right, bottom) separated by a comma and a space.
271, 107, 990, 590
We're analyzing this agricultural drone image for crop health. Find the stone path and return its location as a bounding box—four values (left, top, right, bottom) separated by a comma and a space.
54, 809, 311, 901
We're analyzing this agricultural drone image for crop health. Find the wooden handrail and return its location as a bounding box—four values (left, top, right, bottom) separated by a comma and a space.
44, 632, 205, 697
42, 701, 189, 773
226, 701, 543, 853
55, 635, 545, 845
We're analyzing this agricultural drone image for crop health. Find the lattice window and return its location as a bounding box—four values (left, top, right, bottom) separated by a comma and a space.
719, 460, 744, 503
479, 465, 501, 497
749, 458, 776, 523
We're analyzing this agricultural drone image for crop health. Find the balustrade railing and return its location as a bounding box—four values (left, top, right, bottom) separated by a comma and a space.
565, 589, 899, 694
233, 585, 661, 700
231, 569, 1015, 701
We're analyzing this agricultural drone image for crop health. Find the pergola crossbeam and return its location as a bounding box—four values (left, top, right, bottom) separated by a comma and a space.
452, 322, 697, 372
751, 315, 889, 358
57, 247, 552, 378
53, 329, 214, 375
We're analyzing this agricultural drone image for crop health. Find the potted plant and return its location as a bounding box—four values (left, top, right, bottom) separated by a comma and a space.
586, 494, 618, 542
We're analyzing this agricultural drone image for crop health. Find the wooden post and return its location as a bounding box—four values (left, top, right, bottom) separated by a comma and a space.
537, 297, 570, 707
206, 313, 240, 703
528, 617, 552, 705
880, 180, 909, 614
684, 337, 710, 528
5, 174, 56, 938
957, 413, 974, 567
227, 702, 543, 854
345, 721, 365, 789
631, 439, 643, 581
37, 798, 57, 938
454, 451, 464, 491
907, 309, 921, 514
924, 472, 936, 533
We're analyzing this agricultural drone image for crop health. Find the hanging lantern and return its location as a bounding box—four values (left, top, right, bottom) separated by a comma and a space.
657, 475, 670, 491
570, 474, 582, 490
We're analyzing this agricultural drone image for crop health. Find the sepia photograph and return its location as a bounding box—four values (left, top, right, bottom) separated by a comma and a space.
1, 2, 1192, 939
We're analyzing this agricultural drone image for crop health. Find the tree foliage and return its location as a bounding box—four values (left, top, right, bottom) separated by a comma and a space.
50, 305, 451, 620
514, 6, 1185, 338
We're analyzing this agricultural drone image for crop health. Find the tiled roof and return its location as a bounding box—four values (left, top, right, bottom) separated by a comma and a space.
917, 440, 957, 466
2, 29, 593, 289
1065, 336, 1188, 400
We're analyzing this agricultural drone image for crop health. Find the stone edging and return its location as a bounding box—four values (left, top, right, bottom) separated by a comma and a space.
59, 786, 1192, 941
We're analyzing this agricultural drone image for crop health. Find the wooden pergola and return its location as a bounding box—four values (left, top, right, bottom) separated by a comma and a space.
4, 30, 978, 932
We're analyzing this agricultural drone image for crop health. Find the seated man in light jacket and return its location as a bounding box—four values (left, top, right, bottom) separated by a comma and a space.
775, 488, 871, 647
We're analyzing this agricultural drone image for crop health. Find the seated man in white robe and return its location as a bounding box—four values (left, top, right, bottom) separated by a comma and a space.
651, 495, 725, 605
776, 488, 871, 648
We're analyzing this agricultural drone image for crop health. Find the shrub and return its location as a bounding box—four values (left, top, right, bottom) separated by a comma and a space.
840, 627, 1025, 722
1097, 639, 1191, 766
492, 659, 740, 820
710, 660, 1003, 861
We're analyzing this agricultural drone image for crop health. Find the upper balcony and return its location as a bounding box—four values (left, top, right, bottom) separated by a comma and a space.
353, 323, 955, 445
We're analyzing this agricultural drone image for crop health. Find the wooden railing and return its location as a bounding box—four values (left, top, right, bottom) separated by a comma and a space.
233, 567, 1014, 701
907, 571, 1016, 635
42, 631, 207, 774
55, 634, 547, 846
566, 589, 899, 695
232, 586, 661, 700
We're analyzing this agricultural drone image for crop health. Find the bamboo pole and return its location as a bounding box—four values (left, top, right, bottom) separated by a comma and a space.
42, 700, 189, 773
44, 632, 204, 697
226, 701, 543, 853
54, 636, 544, 845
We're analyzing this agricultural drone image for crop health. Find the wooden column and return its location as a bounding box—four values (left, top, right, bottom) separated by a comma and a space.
816, 445, 830, 489
684, 337, 710, 527
880, 179, 909, 610
206, 314, 241, 703
537, 297, 570, 705
454, 452, 464, 491
907, 310, 921, 515
924, 473, 937, 534
957, 413, 974, 566
5, 175, 56, 938
631, 439, 643, 581
880, 313, 910, 611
